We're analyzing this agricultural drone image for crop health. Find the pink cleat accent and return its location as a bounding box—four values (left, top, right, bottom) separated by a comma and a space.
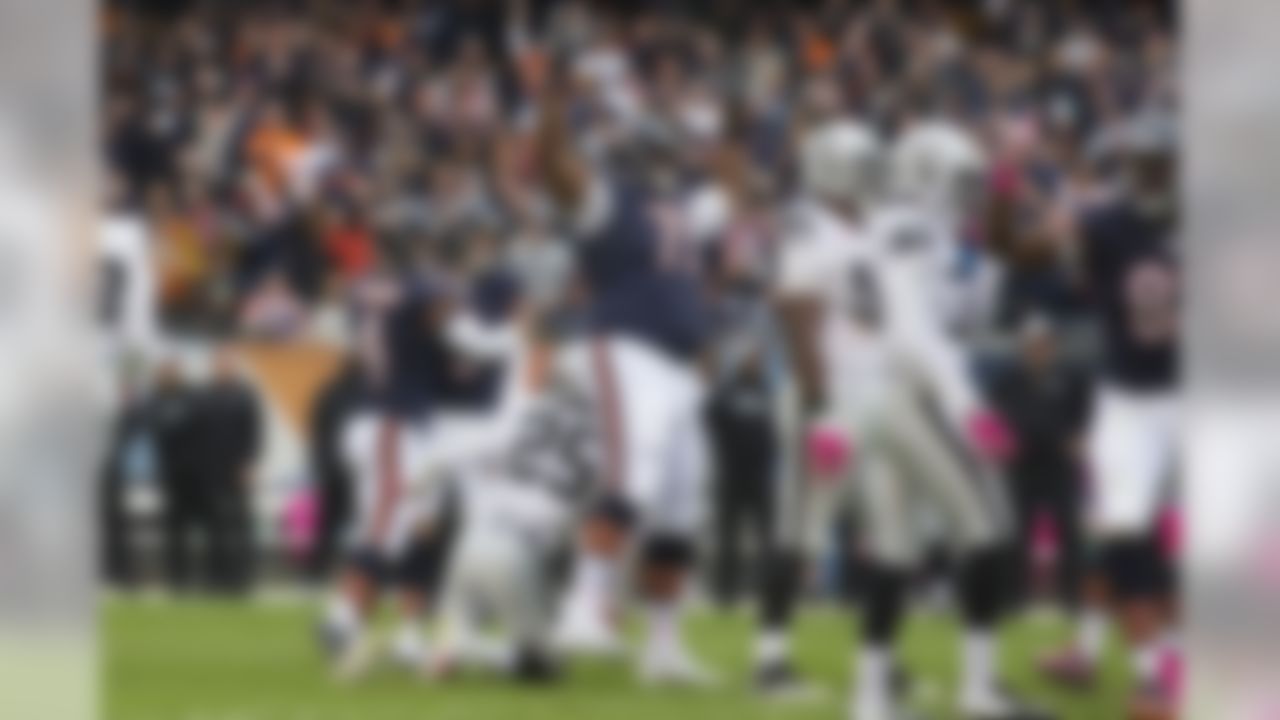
1155, 645, 1183, 707
1038, 647, 1098, 690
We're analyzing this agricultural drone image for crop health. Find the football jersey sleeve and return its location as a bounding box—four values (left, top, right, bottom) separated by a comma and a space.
881, 250, 982, 424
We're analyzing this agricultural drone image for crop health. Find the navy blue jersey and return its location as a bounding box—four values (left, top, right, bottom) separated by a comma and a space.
574, 180, 709, 360
1080, 201, 1179, 391
350, 272, 453, 418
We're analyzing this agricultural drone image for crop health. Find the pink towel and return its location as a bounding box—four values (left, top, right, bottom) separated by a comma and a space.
282, 487, 319, 562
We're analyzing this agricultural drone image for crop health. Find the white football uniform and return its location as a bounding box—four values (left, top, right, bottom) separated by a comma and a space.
341, 413, 443, 558
439, 375, 601, 663
557, 334, 709, 538
776, 201, 1009, 567
1088, 387, 1178, 535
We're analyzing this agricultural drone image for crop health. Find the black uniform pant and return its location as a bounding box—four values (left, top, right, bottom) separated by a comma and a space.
708, 405, 777, 606
100, 467, 136, 587
211, 484, 255, 594
308, 469, 352, 581
161, 485, 222, 592
1008, 460, 1084, 610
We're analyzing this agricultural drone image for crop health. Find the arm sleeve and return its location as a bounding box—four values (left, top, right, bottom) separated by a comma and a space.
444, 310, 520, 363
882, 254, 982, 425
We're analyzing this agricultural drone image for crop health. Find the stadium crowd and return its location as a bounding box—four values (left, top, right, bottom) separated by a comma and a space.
100, 1, 1178, 719
103, 0, 1173, 336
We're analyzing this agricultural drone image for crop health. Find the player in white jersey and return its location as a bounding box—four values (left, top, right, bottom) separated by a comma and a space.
432, 328, 601, 684
98, 173, 159, 408
882, 120, 1005, 340
776, 118, 1042, 720
99, 209, 157, 367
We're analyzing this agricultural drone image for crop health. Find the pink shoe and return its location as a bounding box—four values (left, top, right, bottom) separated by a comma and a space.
1155, 645, 1183, 707
1130, 679, 1176, 720
1038, 647, 1098, 690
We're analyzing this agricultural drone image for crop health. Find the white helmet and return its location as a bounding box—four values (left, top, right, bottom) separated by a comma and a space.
799, 119, 884, 208
890, 120, 987, 217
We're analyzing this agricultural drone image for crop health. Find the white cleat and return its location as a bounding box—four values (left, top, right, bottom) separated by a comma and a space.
389, 629, 431, 673
638, 645, 722, 689
959, 686, 1054, 720
458, 635, 517, 673
553, 607, 627, 658
332, 634, 378, 683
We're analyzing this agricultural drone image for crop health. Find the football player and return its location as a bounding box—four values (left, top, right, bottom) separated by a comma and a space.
777, 117, 1039, 720
534, 78, 717, 685
319, 258, 456, 680
1038, 109, 1180, 720
432, 326, 600, 684
321, 235, 528, 679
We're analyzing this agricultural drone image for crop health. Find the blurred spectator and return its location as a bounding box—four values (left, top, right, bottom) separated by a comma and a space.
197, 348, 263, 594
101, 0, 1174, 345
99, 364, 152, 589
704, 194, 785, 605
318, 204, 376, 283
707, 345, 780, 608
148, 358, 213, 592
306, 359, 365, 581
991, 314, 1092, 609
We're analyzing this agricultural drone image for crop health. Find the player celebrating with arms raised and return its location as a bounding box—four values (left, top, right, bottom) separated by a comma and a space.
533, 69, 717, 686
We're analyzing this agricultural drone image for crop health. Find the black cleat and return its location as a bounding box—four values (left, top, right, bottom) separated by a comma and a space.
314, 620, 350, 661
511, 647, 563, 685
755, 660, 826, 702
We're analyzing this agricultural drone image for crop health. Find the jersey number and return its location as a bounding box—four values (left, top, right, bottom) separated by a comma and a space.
1124, 260, 1177, 345
651, 202, 694, 273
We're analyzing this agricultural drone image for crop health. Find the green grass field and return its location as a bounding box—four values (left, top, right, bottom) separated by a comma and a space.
105, 599, 1131, 720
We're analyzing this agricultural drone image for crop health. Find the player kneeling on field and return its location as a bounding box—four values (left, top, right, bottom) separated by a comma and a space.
430, 330, 602, 684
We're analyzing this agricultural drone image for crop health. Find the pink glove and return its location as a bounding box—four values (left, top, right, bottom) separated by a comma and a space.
806, 421, 852, 480
966, 409, 1016, 464
281, 487, 320, 563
